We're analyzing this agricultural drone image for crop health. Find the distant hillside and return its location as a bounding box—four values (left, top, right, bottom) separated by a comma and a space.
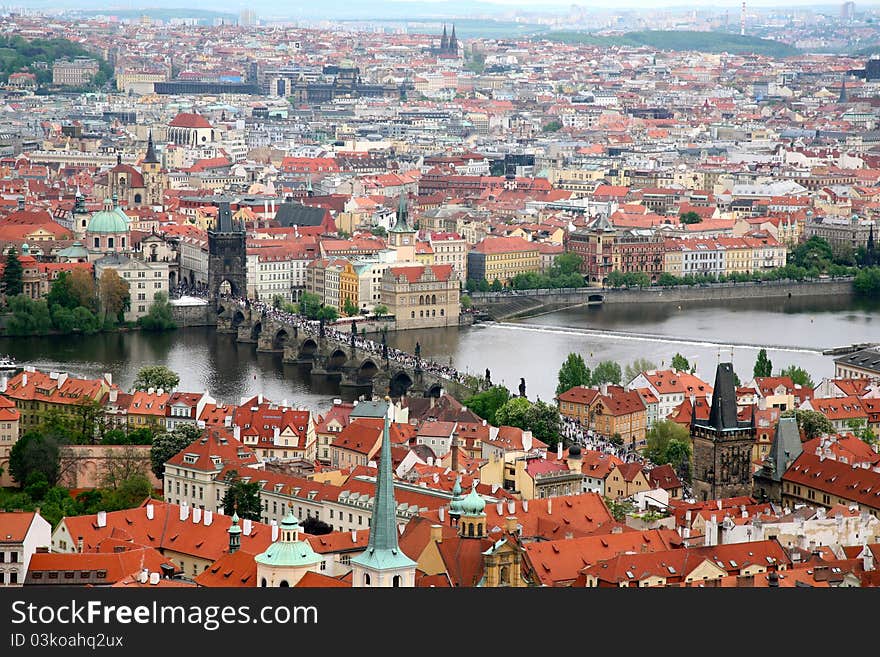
0, 36, 112, 87
541, 30, 800, 58
78, 9, 236, 22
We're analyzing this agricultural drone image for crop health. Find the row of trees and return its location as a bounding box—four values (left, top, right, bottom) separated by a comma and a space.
462, 385, 563, 448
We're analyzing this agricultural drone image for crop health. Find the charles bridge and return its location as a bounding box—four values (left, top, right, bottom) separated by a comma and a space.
214, 301, 479, 401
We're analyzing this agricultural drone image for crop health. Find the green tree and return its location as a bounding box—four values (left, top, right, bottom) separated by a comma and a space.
150, 425, 201, 480
556, 353, 592, 395
679, 211, 702, 225
790, 236, 834, 271
317, 305, 339, 322
753, 348, 773, 378
778, 365, 815, 388
37, 487, 82, 528
854, 267, 880, 298
342, 297, 359, 317
373, 303, 389, 317
665, 438, 693, 483
102, 473, 153, 511
846, 418, 876, 445
6, 295, 52, 335
459, 295, 471, 310
465, 279, 478, 293
134, 365, 180, 392
606, 271, 626, 288
301, 516, 334, 535
47, 271, 78, 310
299, 293, 322, 319
782, 409, 834, 439
9, 431, 61, 487
525, 400, 562, 447
71, 306, 101, 333
550, 252, 583, 276
624, 358, 656, 383
69, 268, 97, 311
222, 470, 262, 521
2, 247, 23, 298
138, 292, 177, 330
671, 353, 690, 372
370, 225, 387, 238
658, 273, 679, 286
591, 360, 623, 386
463, 385, 511, 426
542, 120, 562, 133
495, 396, 532, 429
490, 278, 503, 292
643, 420, 690, 465
604, 497, 635, 521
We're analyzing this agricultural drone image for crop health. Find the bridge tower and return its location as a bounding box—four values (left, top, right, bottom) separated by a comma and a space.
208, 201, 247, 301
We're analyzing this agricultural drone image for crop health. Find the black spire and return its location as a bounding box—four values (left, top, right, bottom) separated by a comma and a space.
440, 25, 448, 51
867, 222, 876, 266
143, 131, 159, 165
706, 362, 739, 431
839, 74, 848, 104
449, 24, 457, 53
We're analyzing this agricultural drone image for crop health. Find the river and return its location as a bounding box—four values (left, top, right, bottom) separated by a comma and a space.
2, 295, 877, 409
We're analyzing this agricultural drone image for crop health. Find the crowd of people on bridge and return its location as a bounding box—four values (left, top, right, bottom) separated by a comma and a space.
227, 295, 480, 388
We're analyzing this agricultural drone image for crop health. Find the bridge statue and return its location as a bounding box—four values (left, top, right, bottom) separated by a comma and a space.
319, 315, 325, 338
485, 368, 491, 386
519, 377, 526, 398
382, 331, 389, 363
414, 341, 421, 360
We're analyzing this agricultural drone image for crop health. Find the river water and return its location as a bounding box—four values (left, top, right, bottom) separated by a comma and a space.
2, 295, 877, 409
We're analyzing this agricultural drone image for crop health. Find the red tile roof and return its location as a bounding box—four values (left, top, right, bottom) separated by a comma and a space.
169, 112, 212, 129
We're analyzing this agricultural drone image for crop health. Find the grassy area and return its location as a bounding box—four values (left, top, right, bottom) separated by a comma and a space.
0, 36, 112, 87
541, 30, 800, 57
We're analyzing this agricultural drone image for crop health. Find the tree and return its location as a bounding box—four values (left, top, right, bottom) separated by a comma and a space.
47, 271, 77, 310
102, 473, 153, 512
138, 292, 177, 330
854, 267, 880, 298
342, 297, 359, 317
150, 425, 201, 480
778, 365, 815, 389
463, 385, 511, 426
490, 278, 503, 292
222, 470, 262, 521
2, 247, 23, 298
604, 497, 635, 521
591, 360, 622, 386
99, 446, 149, 491
133, 366, 180, 392
550, 252, 583, 276
556, 353, 592, 395
846, 418, 876, 445
625, 358, 656, 383
665, 439, 693, 483
5, 295, 52, 336
69, 268, 97, 311
459, 295, 471, 310
495, 396, 532, 429
524, 400, 562, 447
99, 269, 130, 324
782, 409, 834, 440
679, 211, 702, 225
370, 225, 387, 238
298, 292, 322, 318
542, 120, 562, 133
790, 236, 834, 271
9, 432, 61, 487
753, 348, 773, 378
373, 303, 389, 317
301, 516, 333, 535
317, 305, 338, 322
643, 420, 691, 466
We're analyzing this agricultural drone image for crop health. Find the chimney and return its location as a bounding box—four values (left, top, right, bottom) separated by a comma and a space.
451, 433, 460, 473
522, 499, 529, 512
138, 569, 149, 584
233, 425, 241, 441
146, 503, 154, 520
22, 373, 27, 387
263, 199, 268, 215
862, 545, 875, 572
242, 518, 252, 536
717, 499, 723, 510
149, 572, 160, 585
97, 511, 107, 528
600, 383, 608, 396
505, 516, 518, 534
204, 510, 213, 526
179, 503, 189, 521
430, 524, 443, 543
496, 501, 503, 515
507, 500, 516, 515
192, 507, 202, 524
271, 520, 279, 542
273, 426, 280, 443
77, 536, 84, 553
557, 441, 563, 460
57, 372, 68, 388
104, 373, 112, 386
109, 388, 118, 403
547, 497, 553, 515
438, 506, 445, 522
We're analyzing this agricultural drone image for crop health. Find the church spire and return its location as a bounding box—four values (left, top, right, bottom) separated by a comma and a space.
440, 24, 448, 51
228, 507, 241, 554
449, 24, 457, 53
143, 131, 159, 165
349, 399, 416, 584
839, 74, 848, 104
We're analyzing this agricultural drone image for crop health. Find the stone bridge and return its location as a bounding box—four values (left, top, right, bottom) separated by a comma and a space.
215, 302, 477, 401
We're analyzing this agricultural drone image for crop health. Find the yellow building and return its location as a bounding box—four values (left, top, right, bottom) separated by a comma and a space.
415, 241, 435, 267
4, 368, 110, 431
338, 260, 359, 312
466, 236, 540, 285
663, 242, 684, 277
723, 241, 752, 276
380, 264, 460, 330
590, 387, 648, 448
605, 463, 652, 500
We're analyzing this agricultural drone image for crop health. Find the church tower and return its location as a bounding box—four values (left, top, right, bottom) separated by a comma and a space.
440, 24, 448, 51
839, 74, 849, 104
141, 131, 165, 207
208, 200, 247, 300
691, 362, 756, 501
458, 482, 486, 539
350, 400, 416, 587
255, 506, 322, 587
448, 24, 458, 55
388, 193, 416, 262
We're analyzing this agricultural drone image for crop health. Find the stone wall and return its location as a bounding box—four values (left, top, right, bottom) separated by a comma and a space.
58, 444, 159, 490
171, 303, 217, 327
601, 279, 854, 304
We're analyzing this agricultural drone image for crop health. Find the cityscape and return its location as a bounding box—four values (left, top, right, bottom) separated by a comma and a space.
2, 0, 880, 594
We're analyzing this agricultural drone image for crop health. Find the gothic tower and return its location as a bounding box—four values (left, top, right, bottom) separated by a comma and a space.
691, 362, 756, 501
448, 24, 458, 55
440, 24, 448, 51
350, 400, 416, 587
208, 200, 247, 300
141, 131, 165, 207
387, 193, 416, 262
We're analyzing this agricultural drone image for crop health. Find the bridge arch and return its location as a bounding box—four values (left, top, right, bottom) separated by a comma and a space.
273, 327, 290, 350
358, 359, 379, 380
251, 321, 262, 342
299, 338, 318, 359
328, 348, 348, 370
427, 383, 443, 398
232, 309, 246, 328
390, 371, 413, 398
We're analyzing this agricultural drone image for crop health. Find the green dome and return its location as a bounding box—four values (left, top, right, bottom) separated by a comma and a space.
461, 482, 485, 516
254, 510, 320, 568
87, 197, 129, 234
228, 510, 241, 535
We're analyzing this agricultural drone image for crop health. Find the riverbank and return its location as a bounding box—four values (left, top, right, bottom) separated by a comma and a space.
474, 278, 854, 319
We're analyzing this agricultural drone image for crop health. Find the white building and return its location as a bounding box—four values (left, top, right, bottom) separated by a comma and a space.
0, 511, 51, 587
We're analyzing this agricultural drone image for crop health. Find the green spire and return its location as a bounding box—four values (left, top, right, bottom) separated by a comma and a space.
350, 403, 416, 571
449, 475, 464, 517
390, 193, 412, 234
228, 508, 241, 554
